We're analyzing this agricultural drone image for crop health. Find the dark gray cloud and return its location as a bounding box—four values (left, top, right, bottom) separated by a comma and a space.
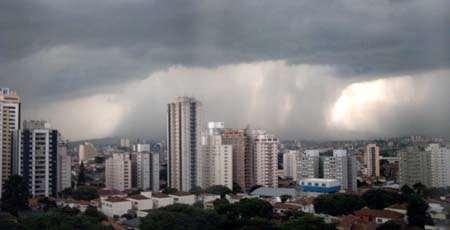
1, 0, 449, 140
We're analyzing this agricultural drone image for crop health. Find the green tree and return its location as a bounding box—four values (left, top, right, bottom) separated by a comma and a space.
400, 184, 415, 201
140, 204, 225, 230
313, 193, 366, 216
237, 198, 273, 219
84, 206, 107, 222
1, 175, 29, 215
413, 182, 428, 197
77, 162, 86, 186
206, 185, 232, 199
72, 186, 99, 200
233, 183, 243, 194
20, 208, 110, 230
190, 186, 204, 196
407, 195, 433, 228
242, 217, 275, 230
362, 189, 397, 209
280, 214, 335, 230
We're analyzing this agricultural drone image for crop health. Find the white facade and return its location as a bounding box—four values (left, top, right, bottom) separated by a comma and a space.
198, 122, 233, 190
170, 193, 196, 205
298, 150, 320, 179
365, 144, 380, 178
283, 150, 298, 180
120, 138, 131, 148
57, 143, 72, 192
0, 88, 21, 197
136, 144, 151, 153
167, 97, 202, 192
135, 152, 160, 191
78, 142, 97, 163
323, 150, 357, 192
426, 144, 450, 188
151, 193, 175, 208
105, 153, 132, 191
101, 197, 132, 218
254, 133, 279, 188
128, 195, 153, 211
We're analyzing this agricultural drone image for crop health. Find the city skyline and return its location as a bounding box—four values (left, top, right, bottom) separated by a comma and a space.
1, 0, 450, 141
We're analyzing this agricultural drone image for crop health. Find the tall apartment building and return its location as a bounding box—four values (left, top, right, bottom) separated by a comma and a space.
57, 142, 72, 192
253, 132, 279, 188
167, 97, 202, 191
105, 153, 132, 191
283, 150, 298, 180
365, 144, 380, 178
198, 122, 233, 190
0, 88, 21, 196
222, 129, 247, 191
323, 150, 357, 192
399, 146, 432, 187
134, 152, 160, 191
426, 144, 449, 188
78, 142, 97, 163
13, 120, 59, 197
298, 150, 320, 179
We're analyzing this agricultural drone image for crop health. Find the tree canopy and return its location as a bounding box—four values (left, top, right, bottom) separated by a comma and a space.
362, 189, 398, 209
1, 175, 30, 215
72, 186, 99, 201
313, 193, 365, 216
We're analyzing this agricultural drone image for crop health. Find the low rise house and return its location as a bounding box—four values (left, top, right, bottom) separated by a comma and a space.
151, 193, 174, 208
169, 192, 196, 205
128, 194, 153, 211
101, 196, 132, 218
384, 203, 407, 215
292, 197, 315, 214
354, 207, 404, 224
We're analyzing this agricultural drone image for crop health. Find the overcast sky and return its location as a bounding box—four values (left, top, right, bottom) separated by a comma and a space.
1, 0, 449, 141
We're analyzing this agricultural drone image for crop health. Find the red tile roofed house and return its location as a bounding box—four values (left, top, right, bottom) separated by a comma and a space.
384, 203, 408, 215
354, 207, 404, 225
337, 214, 384, 230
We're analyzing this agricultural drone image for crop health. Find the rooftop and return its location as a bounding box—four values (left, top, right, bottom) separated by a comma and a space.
105, 196, 129, 203
171, 191, 194, 196
251, 187, 297, 197
128, 194, 150, 200
152, 193, 170, 198
354, 207, 404, 219
273, 202, 302, 210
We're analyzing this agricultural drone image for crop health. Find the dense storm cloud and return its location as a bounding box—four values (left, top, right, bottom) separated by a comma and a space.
1, 0, 449, 140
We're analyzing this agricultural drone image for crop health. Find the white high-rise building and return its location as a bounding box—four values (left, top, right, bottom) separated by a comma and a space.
135, 152, 160, 191
120, 138, 131, 148
323, 150, 357, 192
105, 153, 132, 191
253, 133, 279, 188
78, 142, 97, 163
426, 144, 450, 188
135, 143, 151, 153
399, 146, 432, 187
0, 88, 21, 197
283, 150, 298, 180
365, 144, 380, 178
298, 150, 320, 179
198, 122, 233, 190
167, 97, 202, 192
57, 142, 72, 192
13, 120, 59, 197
